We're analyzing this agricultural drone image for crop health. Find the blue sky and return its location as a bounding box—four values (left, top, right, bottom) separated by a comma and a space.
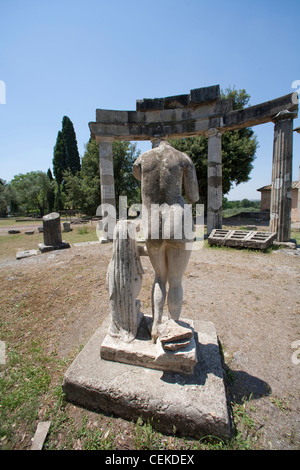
0, 0, 299, 200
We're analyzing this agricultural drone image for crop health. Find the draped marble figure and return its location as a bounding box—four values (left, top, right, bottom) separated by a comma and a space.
106, 220, 144, 342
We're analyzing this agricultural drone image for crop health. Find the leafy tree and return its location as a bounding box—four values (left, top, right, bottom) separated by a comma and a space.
0, 178, 8, 216
169, 88, 258, 210
63, 170, 85, 211
112, 140, 141, 209
81, 138, 101, 215
63, 139, 141, 215
10, 171, 55, 217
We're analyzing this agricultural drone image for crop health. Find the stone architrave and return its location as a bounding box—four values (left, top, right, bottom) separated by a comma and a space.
270, 110, 297, 241
206, 128, 223, 236
39, 212, 70, 253
89, 88, 298, 235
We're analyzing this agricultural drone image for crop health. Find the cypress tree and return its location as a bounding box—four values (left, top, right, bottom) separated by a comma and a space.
46, 168, 55, 213
62, 116, 81, 174
53, 130, 66, 188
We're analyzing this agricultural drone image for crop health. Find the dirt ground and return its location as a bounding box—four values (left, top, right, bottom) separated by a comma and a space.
0, 225, 299, 450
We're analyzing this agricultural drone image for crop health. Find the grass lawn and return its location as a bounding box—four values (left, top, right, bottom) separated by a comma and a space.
0, 219, 99, 259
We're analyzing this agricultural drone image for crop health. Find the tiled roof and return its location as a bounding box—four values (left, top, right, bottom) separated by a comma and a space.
257, 181, 299, 191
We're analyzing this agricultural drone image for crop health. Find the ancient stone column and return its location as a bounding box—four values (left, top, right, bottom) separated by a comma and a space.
151, 138, 162, 148
270, 110, 297, 241
97, 138, 116, 241
98, 138, 116, 209
206, 128, 223, 236
43, 212, 62, 246
39, 212, 70, 252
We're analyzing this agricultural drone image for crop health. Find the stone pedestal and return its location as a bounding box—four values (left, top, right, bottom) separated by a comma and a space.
206, 128, 223, 236
62, 316, 232, 440
100, 316, 197, 375
39, 212, 70, 253
270, 110, 297, 241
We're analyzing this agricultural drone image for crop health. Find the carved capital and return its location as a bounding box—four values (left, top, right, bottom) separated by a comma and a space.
206, 128, 222, 139
272, 110, 297, 123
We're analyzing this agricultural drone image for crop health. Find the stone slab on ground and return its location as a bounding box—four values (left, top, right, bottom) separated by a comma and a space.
62, 316, 232, 440
73, 241, 100, 247
16, 249, 39, 260
31, 421, 51, 450
38, 241, 70, 253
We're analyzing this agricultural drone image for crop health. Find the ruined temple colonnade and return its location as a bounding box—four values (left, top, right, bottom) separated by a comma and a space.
89, 85, 298, 242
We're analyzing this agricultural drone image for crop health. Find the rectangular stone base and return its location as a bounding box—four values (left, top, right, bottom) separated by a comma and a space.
100, 316, 197, 374
62, 316, 232, 440
38, 241, 70, 253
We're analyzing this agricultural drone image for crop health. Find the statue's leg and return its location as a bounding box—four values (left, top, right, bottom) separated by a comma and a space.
146, 240, 167, 342
166, 242, 191, 321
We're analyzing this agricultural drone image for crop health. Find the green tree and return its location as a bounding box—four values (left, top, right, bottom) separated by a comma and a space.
46, 168, 55, 213
0, 179, 8, 216
63, 139, 141, 216
63, 138, 100, 215
52, 116, 81, 210
169, 88, 258, 209
112, 140, 140, 209
62, 116, 81, 175
53, 130, 66, 209
10, 171, 55, 217
63, 169, 85, 211
81, 138, 101, 215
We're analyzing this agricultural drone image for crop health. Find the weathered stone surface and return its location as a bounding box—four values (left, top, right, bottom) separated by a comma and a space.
89, 90, 297, 141
133, 141, 199, 342
39, 212, 70, 252
270, 110, 296, 241
63, 316, 232, 440
38, 241, 70, 253
31, 421, 51, 450
105, 220, 144, 343
208, 229, 276, 250
206, 128, 223, 236
16, 249, 39, 260
163, 338, 192, 351
42, 212, 62, 247
101, 315, 197, 374
157, 319, 193, 346
62, 222, 72, 232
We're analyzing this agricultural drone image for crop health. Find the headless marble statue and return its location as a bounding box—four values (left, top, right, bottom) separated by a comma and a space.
133, 141, 199, 342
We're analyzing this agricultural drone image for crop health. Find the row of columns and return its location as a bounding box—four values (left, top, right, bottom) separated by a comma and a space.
97, 109, 296, 242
